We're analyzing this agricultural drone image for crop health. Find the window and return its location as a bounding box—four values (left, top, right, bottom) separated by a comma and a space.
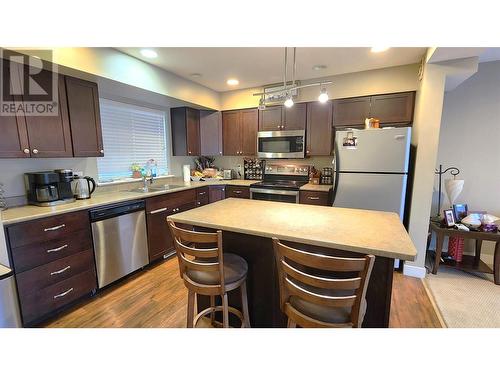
97, 99, 169, 182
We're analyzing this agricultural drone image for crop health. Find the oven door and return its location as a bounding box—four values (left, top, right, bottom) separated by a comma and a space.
257, 130, 305, 159
250, 188, 299, 204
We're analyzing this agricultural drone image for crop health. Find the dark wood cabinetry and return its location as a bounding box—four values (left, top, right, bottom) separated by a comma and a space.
200, 110, 222, 156
306, 101, 333, 156
258, 106, 283, 131
65, 77, 104, 157
226, 186, 250, 199
170, 107, 201, 156
6, 211, 96, 326
209, 185, 226, 202
222, 108, 258, 156
299, 190, 331, 206
195, 187, 209, 207
333, 92, 415, 127
259, 104, 307, 131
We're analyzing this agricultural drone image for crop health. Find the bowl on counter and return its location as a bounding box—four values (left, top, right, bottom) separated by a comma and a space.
190, 176, 203, 182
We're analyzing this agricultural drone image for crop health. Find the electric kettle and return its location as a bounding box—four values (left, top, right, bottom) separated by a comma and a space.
73, 176, 96, 200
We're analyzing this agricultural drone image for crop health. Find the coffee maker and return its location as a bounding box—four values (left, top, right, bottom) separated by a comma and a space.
25, 170, 76, 206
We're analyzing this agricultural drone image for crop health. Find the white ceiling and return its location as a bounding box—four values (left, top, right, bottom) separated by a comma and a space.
117, 47, 428, 92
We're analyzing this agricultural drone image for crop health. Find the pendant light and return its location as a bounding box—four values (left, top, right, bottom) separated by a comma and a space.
318, 86, 329, 103
284, 93, 294, 108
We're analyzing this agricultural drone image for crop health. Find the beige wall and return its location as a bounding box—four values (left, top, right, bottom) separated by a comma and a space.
220, 64, 420, 110
434, 60, 500, 264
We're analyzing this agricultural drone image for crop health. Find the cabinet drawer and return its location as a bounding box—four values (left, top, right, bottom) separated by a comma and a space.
20, 268, 96, 325
299, 191, 330, 206
196, 196, 209, 207
226, 186, 250, 199
7, 210, 89, 248
146, 189, 196, 213
16, 250, 95, 293
196, 187, 209, 200
10, 228, 93, 273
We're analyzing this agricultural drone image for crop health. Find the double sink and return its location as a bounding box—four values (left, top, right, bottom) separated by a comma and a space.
127, 184, 185, 194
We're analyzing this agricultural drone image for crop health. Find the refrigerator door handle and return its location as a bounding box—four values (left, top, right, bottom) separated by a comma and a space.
331, 140, 340, 206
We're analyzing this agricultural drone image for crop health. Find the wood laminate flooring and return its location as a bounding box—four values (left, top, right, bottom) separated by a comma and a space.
43, 258, 442, 328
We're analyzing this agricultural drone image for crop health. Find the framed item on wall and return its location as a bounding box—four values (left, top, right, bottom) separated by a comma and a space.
453, 204, 468, 221
444, 209, 456, 227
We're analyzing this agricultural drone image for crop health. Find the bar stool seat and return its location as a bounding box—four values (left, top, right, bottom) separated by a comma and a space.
187, 253, 248, 288
289, 296, 367, 325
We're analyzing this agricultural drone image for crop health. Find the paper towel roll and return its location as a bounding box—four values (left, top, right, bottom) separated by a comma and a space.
183, 165, 191, 182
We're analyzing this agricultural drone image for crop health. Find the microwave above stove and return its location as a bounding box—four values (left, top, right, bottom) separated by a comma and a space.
257, 130, 305, 159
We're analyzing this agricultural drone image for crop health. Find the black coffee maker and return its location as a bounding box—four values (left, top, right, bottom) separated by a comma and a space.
25, 170, 76, 206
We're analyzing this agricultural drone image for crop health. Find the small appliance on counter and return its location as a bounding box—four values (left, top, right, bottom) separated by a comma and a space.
244, 158, 264, 180
25, 171, 76, 207
223, 169, 233, 180
320, 167, 333, 185
73, 175, 96, 200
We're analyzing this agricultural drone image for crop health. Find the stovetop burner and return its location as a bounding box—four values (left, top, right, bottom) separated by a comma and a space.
250, 180, 308, 191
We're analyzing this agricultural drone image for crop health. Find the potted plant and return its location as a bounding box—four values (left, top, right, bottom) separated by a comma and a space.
131, 163, 142, 179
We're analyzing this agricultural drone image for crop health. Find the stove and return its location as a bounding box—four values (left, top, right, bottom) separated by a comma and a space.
250, 163, 310, 204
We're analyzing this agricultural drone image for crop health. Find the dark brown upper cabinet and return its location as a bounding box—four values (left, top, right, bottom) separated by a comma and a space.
283, 102, 307, 130
370, 92, 415, 124
258, 105, 282, 131
333, 91, 415, 127
222, 108, 258, 156
200, 110, 222, 156
306, 101, 333, 156
333, 96, 371, 127
65, 77, 104, 157
171, 107, 200, 156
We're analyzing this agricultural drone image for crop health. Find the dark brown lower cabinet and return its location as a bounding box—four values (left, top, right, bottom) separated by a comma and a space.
226, 186, 250, 199
209, 185, 226, 203
299, 190, 331, 206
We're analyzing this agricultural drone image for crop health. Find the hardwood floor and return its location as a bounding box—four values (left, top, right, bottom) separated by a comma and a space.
42, 257, 442, 328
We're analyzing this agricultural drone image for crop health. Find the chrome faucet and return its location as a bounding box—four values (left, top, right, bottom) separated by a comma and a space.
142, 175, 154, 191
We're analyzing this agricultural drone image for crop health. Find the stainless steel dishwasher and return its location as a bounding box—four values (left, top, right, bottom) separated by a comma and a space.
90, 200, 149, 289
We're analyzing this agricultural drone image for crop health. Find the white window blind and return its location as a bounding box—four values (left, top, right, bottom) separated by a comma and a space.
97, 99, 169, 182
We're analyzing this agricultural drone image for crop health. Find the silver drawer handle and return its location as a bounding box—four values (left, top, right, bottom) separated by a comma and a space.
46, 244, 68, 253
50, 265, 71, 276
198, 192, 206, 195
44, 224, 65, 232
150, 207, 167, 214
53, 287, 73, 299
308, 197, 320, 200
233, 190, 242, 194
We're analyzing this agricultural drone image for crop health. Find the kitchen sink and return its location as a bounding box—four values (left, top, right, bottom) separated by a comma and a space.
127, 185, 184, 193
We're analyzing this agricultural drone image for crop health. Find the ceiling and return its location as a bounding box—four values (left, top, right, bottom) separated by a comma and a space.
117, 47, 428, 92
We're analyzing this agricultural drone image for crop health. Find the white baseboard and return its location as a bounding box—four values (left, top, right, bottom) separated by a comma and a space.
403, 264, 426, 278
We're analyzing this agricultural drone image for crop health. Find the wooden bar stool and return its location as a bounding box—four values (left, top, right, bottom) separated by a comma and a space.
272, 238, 375, 328
168, 219, 251, 328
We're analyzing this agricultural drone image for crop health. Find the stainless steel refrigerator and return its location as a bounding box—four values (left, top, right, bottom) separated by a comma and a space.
332, 127, 411, 220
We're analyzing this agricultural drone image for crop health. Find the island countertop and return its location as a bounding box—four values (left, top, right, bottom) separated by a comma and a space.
169, 198, 417, 261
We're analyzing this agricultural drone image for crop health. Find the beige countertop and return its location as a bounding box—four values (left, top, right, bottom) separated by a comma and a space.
169, 198, 417, 261
299, 183, 332, 192
1, 179, 257, 225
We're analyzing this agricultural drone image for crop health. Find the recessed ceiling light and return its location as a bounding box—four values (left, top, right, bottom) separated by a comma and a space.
312, 64, 327, 71
226, 78, 239, 86
190, 73, 202, 78
371, 47, 390, 53
140, 49, 158, 58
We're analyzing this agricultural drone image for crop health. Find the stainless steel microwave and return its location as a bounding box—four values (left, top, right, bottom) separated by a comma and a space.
257, 130, 305, 159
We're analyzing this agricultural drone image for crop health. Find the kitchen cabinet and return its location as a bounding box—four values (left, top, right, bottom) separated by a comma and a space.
226, 186, 250, 199
222, 108, 258, 156
145, 189, 197, 262
283, 102, 307, 130
258, 105, 283, 131
306, 101, 333, 156
200, 110, 222, 156
65, 77, 104, 157
195, 187, 209, 207
299, 190, 331, 206
209, 185, 226, 203
6, 210, 96, 326
171, 107, 200, 156
333, 91, 415, 127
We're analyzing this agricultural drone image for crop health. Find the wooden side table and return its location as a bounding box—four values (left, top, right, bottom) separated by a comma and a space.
428, 221, 500, 285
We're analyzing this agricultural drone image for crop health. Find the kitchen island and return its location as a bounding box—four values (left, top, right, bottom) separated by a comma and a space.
169, 198, 417, 328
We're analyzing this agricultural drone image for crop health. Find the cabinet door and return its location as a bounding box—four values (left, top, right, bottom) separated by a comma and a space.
258, 106, 282, 131
240, 108, 258, 155
226, 186, 250, 199
200, 110, 222, 156
370, 92, 415, 124
222, 111, 241, 156
209, 185, 226, 203
23, 73, 73, 157
0, 60, 30, 158
306, 101, 333, 156
65, 77, 104, 157
186, 108, 200, 156
333, 97, 371, 127
283, 102, 307, 130
146, 204, 174, 262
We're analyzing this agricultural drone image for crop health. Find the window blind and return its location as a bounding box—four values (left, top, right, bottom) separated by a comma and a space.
97, 99, 169, 182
